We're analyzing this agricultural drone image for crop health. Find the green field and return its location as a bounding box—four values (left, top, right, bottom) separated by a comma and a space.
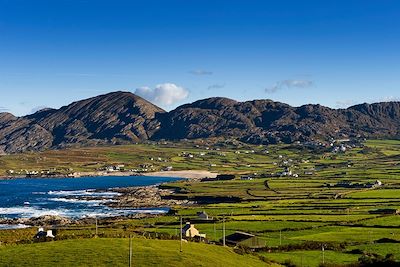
1, 139, 400, 266
0, 238, 273, 267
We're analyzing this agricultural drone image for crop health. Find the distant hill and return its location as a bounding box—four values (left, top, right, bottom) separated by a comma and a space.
1, 91, 400, 153
0, 92, 164, 153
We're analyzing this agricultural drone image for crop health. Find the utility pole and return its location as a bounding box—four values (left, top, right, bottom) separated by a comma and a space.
95, 217, 98, 237
213, 222, 216, 241
180, 216, 183, 253
129, 235, 133, 267
223, 215, 226, 247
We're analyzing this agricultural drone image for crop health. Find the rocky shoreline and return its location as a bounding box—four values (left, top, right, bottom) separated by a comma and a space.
0, 170, 215, 228
108, 185, 192, 208
0, 184, 193, 228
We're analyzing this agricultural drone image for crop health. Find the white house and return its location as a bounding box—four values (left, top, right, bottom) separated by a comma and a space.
181, 222, 206, 238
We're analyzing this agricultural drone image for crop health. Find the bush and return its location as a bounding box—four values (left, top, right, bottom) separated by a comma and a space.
283, 259, 297, 267
358, 253, 400, 267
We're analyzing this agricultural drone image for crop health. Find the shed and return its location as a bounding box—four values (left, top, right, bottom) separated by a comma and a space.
224, 231, 266, 249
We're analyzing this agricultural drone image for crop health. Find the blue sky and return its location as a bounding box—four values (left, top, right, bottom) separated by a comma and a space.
1, 0, 400, 116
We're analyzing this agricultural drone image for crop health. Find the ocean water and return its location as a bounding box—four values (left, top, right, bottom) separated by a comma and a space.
0, 176, 180, 221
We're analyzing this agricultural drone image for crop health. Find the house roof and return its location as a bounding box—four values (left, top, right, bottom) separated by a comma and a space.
225, 231, 255, 242
182, 223, 194, 232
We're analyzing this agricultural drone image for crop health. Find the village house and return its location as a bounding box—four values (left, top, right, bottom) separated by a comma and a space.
103, 165, 125, 172
181, 222, 206, 238
197, 211, 213, 220
34, 227, 56, 240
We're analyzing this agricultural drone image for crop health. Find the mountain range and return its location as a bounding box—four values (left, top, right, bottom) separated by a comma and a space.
1, 91, 400, 153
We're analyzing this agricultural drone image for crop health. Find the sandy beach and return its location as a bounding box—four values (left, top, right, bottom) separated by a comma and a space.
143, 170, 218, 180
0, 170, 218, 180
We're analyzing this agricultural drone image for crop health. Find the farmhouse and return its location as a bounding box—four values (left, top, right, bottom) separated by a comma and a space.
162, 166, 173, 171
181, 222, 206, 238
34, 227, 56, 240
224, 231, 266, 249
197, 211, 213, 220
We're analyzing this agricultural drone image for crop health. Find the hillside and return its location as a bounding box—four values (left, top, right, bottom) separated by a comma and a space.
155, 98, 400, 144
0, 92, 165, 153
0, 238, 273, 267
1, 91, 400, 153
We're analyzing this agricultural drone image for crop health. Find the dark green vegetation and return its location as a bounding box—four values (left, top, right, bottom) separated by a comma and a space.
1, 139, 400, 266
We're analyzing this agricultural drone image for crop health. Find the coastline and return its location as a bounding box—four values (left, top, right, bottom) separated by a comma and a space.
0, 170, 218, 227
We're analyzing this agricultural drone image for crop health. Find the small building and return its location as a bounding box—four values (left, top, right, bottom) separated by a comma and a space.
181, 222, 206, 238
197, 211, 211, 220
224, 231, 266, 249
34, 227, 56, 240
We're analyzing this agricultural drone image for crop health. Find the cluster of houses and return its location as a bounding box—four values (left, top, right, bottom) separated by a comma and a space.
331, 144, 348, 153
100, 165, 125, 172
300, 138, 363, 152
268, 166, 299, 178
149, 157, 168, 162
7, 168, 68, 178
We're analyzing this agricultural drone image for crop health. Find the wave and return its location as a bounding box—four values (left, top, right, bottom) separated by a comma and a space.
0, 224, 30, 230
47, 189, 121, 197
0, 206, 168, 219
78, 208, 169, 218
0, 206, 68, 217
49, 197, 112, 205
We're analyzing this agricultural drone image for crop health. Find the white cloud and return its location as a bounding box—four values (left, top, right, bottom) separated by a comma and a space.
208, 83, 225, 90
335, 100, 358, 108
31, 106, 50, 114
265, 79, 313, 94
189, 70, 213, 75
135, 83, 189, 106
374, 96, 400, 103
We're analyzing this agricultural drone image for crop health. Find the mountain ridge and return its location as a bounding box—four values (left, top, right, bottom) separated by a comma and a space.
1, 91, 400, 153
